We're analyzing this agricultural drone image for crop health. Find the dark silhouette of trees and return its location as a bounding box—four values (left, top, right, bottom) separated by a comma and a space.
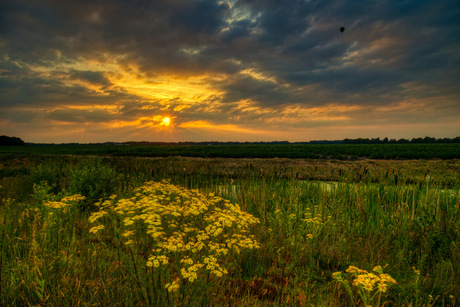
0, 135, 25, 146
343, 137, 459, 144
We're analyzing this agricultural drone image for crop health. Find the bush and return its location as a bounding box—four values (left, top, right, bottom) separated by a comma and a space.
67, 161, 121, 210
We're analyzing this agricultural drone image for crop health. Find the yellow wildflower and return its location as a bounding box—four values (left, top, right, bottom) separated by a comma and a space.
377, 282, 388, 293
89, 225, 105, 234
87, 180, 260, 294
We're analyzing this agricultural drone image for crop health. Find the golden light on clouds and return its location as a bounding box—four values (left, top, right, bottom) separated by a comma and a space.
33, 56, 224, 110
240, 68, 278, 83
105, 65, 224, 106
108, 116, 172, 129
178, 120, 270, 136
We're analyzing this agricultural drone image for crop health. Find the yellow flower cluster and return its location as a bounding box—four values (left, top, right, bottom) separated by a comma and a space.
61, 194, 86, 202
303, 207, 327, 225
165, 279, 180, 293
43, 194, 85, 211
147, 254, 169, 268
301, 207, 333, 239
203, 255, 228, 277
88, 210, 108, 223
180, 258, 203, 282
346, 265, 370, 275
43, 201, 71, 210
88, 180, 260, 293
89, 225, 105, 234
333, 265, 397, 294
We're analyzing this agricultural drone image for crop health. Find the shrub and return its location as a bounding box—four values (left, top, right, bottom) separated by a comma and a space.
67, 161, 121, 210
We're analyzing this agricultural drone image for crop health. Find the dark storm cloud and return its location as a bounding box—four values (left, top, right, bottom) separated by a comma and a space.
284, 67, 404, 97
1, 0, 459, 136
69, 70, 111, 87
220, 76, 295, 106
0, 64, 133, 108
45, 108, 114, 123
220, 19, 254, 43
1, 0, 230, 73
225, 0, 460, 106
0, 61, 80, 107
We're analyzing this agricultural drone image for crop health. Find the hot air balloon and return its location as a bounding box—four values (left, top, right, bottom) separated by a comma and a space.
340, 27, 345, 33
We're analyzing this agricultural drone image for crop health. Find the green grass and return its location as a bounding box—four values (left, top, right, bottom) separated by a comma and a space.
0, 154, 459, 306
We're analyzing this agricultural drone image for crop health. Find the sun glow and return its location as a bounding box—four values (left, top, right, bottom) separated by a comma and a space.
162, 117, 171, 126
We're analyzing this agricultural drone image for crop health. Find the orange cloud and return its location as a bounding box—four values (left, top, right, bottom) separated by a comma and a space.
178, 120, 270, 135
108, 115, 173, 129
104, 64, 224, 107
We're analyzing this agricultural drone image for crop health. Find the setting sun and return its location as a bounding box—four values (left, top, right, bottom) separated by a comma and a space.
162, 117, 171, 126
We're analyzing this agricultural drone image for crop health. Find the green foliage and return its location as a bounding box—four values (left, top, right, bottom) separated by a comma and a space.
32, 181, 58, 204
30, 160, 70, 195
67, 161, 121, 210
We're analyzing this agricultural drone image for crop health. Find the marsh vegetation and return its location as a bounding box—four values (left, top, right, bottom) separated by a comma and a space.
0, 153, 459, 306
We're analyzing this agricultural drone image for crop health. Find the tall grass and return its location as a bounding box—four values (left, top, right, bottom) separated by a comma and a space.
0, 155, 458, 305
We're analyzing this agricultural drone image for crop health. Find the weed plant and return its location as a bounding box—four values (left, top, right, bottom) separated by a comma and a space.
87, 180, 260, 305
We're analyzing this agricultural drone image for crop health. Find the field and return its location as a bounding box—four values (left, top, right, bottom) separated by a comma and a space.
0, 145, 459, 306
1, 143, 460, 159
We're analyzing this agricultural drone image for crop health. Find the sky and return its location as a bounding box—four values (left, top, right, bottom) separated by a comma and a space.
1, 0, 460, 143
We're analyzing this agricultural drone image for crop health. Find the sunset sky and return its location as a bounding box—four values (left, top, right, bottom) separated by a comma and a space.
1, 0, 459, 143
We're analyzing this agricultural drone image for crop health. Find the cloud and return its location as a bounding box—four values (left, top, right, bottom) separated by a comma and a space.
1, 0, 459, 142
69, 70, 111, 87
45, 107, 115, 123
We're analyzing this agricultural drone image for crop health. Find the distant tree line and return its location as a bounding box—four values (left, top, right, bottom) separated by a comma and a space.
128, 137, 460, 145
126, 141, 291, 145
342, 136, 460, 144
4, 136, 459, 146
0, 135, 25, 146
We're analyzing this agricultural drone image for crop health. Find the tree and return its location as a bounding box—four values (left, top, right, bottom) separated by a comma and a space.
0, 135, 25, 146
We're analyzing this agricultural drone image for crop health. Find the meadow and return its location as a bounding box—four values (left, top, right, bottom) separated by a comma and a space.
0, 149, 459, 306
